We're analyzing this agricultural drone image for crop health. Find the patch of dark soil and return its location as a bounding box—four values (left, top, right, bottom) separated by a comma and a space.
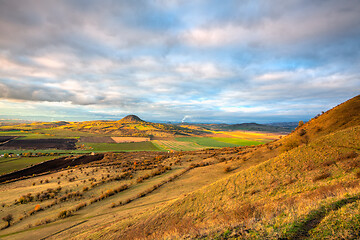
0, 139, 77, 150
0, 136, 16, 143
0, 154, 104, 183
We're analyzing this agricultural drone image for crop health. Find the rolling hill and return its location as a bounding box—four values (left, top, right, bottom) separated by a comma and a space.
67, 95, 360, 239
0, 96, 359, 240
0, 115, 203, 138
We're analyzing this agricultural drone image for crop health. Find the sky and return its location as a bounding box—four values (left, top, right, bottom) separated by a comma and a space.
0, 0, 359, 123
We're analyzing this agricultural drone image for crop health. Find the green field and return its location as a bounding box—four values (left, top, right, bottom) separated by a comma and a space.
0, 156, 57, 175
176, 137, 240, 148
81, 141, 160, 152
211, 137, 264, 146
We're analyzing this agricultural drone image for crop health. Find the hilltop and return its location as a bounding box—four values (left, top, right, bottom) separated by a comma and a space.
119, 115, 144, 123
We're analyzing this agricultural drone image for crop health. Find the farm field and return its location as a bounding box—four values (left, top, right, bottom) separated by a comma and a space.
0, 139, 77, 150
0, 120, 280, 154
111, 137, 150, 143
211, 137, 264, 146
152, 140, 204, 151
176, 136, 250, 148
78, 141, 160, 152
0, 156, 58, 175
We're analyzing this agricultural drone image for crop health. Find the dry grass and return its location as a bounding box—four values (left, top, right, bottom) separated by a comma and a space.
81, 126, 360, 240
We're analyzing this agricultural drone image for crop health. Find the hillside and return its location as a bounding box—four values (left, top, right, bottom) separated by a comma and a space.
66, 95, 360, 239
0, 96, 358, 240
277, 95, 360, 151
97, 126, 359, 239
0, 115, 203, 138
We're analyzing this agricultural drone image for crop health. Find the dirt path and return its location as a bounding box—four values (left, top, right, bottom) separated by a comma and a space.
287, 194, 360, 240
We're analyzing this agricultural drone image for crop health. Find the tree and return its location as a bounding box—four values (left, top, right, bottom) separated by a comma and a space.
298, 120, 304, 127
2, 214, 13, 227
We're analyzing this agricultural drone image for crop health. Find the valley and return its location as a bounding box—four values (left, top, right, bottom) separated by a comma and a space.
0, 95, 359, 239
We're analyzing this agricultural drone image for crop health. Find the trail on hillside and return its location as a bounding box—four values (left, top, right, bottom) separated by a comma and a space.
287, 194, 360, 240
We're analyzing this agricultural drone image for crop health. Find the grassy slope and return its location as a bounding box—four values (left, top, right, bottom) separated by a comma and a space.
89, 125, 360, 239
278, 95, 360, 151
72, 95, 360, 239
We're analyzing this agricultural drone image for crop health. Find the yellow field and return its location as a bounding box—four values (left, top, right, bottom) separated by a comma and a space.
111, 137, 150, 143
209, 130, 283, 142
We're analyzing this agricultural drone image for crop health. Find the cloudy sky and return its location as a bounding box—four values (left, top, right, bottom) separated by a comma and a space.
0, 0, 359, 123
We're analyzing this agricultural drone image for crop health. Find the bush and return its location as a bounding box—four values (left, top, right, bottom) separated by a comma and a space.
298, 129, 306, 136
313, 172, 331, 182
58, 210, 72, 219
2, 214, 13, 227
74, 202, 87, 211
224, 166, 232, 173
34, 204, 42, 212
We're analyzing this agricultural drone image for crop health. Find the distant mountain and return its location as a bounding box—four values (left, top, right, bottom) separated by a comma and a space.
221, 122, 291, 132
184, 122, 292, 133
267, 122, 299, 130
119, 115, 144, 123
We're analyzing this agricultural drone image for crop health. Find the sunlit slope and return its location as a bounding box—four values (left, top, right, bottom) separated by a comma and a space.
277, 94, 360, 150
84, 125, 360, 239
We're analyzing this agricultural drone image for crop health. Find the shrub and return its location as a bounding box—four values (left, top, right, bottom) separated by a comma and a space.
313, 172, 331, 182
337, 151, 358, 161
224, 166, 232, 173
74, 202, 87, 211
17, 193, 34, 204
58, 210, 72, 219
298, 129, 306, 136
2, 214, 13, 227
355, 170, 360, 178
34, 204, 42, 212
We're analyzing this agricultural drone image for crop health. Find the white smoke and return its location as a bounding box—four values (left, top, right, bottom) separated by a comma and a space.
181, 115, 190, 123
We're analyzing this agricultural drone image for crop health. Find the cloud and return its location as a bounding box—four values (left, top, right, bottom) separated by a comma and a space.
0, 0, 359, 123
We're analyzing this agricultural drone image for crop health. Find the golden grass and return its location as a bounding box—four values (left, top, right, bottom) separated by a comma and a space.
81, 126, 360, 239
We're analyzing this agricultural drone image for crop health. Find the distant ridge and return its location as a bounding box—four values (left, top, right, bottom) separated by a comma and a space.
119, 115, 145, 123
